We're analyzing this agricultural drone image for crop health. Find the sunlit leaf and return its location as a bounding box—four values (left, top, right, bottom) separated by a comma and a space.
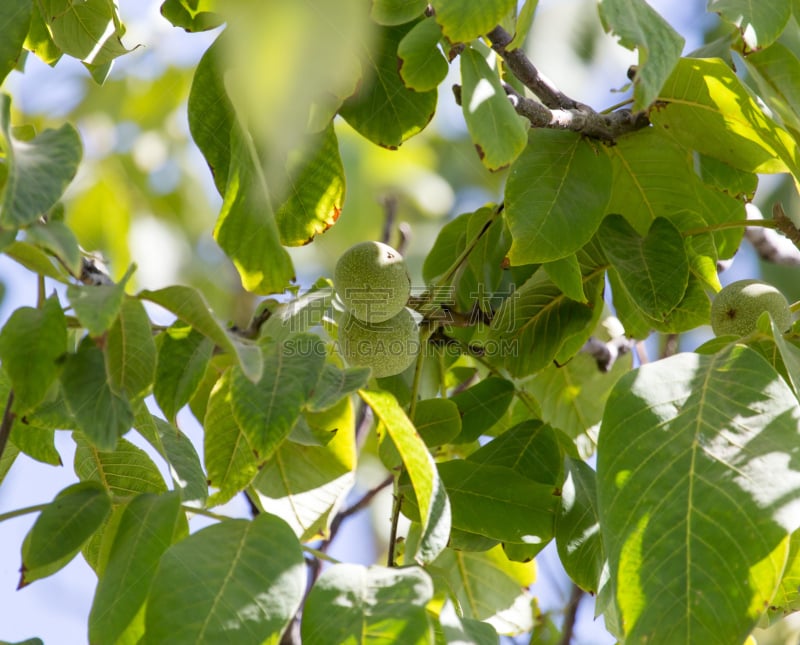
160, 0, 223, 32
598, 347, 800, 643
431, 0, 516, 43
398, 16, 448, 93
0, 0, 32, 84
710, 0, 791, 49
302, 564, 433, 644
360, 388, 451, 564
370, 0, 427, 25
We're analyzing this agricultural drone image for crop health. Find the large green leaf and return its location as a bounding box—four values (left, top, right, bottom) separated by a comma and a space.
20, 481, 111, 586
0, 295, 66, 413
25, 1, 61, 65
0, 1, 33, 84
0, 94, 82, 227
139, 285, 262, 381
360, 388, 451, 564
106, 297, 156, 400
74, 433, 167, 496
230, 334, 325, 461
214, 125, 296, 294
306, 363, 371, 413
39, 0, 130, 65
143, 514, 305, 644
302, 565, 434, 644
3, 239, 72, 283
711, 0, 791, 49
431, 545, 535, 635
370, 0, 427, 25
61, 338, 133, 450
24, 219, 82, 278
273, 123, 345, 246
89, 492, 183, 645
598, 0, 684, 110
651, 57, 800, 181
744, 42, 800, 135
412, 398, 461, 447
153, 322, 214, 422
339, 22, 437, 148
605, 127, 744, 261
398, 17, 448, 93
597, 347, 800, 643
487, 268, 596, 377
597, 215, 688, 321
204, 370, 259, 505
505, 130, 612, 264
252, 397, 355, 540
460, 44, 527, 171
431, 0, 515, 43
187, 34, 232, 194
555, 457, 604, 594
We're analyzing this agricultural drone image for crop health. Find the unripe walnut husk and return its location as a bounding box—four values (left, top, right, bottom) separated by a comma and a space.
334, 241, 411, 323
338, 308, 419, 378
710, 279, 792, 337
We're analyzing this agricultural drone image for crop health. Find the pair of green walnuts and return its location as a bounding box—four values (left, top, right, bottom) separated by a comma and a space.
334, 241, 419, 378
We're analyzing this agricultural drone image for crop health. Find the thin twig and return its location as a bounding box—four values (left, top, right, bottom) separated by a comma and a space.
324, 475, 394, 551
0, 391, 16, 466
387, 476, 403, 567
558, 583, 585, 645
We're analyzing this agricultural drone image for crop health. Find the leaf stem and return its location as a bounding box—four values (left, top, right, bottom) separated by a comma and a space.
303, 546, 341, 564
0, 502, 48, 524
180, 505, 237, 522
683, 219, 777, 237
387, 475, 402, 567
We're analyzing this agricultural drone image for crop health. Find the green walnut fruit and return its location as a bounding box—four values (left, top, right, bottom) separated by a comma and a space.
334, 241, 411, 323
711, 279, 792, 337
339, 308, 419, 378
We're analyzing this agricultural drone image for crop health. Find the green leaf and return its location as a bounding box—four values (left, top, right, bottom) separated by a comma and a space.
508, 0, 538, 50
0, 94, 82, 227
273, 123, 345, 246
10, 420, 60, 466
598, 0, 684, 110
0, 442, 19, 487
431, 0, 516, 43
74, 433, 167, 496
422, 211, 469, 283
429, 460, 556, 545
188, 34, 232, 194
39, 0, 131, 65
302, 564, 433, 644
370, 0, 427, 25
543, 254, 586, 303
651, 57, 800, 180
360, 388, 451, 564
398, 17, 448, 93
469, 419, 562, 486
89, 492, 183, 645
767, 530, 800, 621
259, 286, 333, 343
412, 398, 461, 447
253, 397, 356, 540
3, 239, 72, 282
143, 514, 305, 645
0, 1, 32, 84
744, 42, 800, 135
711, 0, 791, 49
597, 347, 800, 643
339, 22, 437, 148
0, 295, 66, 413
214, 125, 296, 294
505, 130, 612, 264
204, 370, 259, 505
106, 297, 156, 400
438, 600, 499, 645
606, 127, 744, 260
23, 219, 82, 276
555, 457, 604, 594
306, 363, 371, 413
160, 0, 223, 32
67, 265, 133, 337
61, 338, 133, 450
139, 285, 262, 381
20, 481, 111, 586
430, 546, 535, 635
25, 2, 62, 65
597, 215, 688, 320
528, 347, 632, 446
231, 334, 326, 461
449, 376, 514, 443
487, 268, 595, 377
153, 322, 214, 421
460, 44, 528, 170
